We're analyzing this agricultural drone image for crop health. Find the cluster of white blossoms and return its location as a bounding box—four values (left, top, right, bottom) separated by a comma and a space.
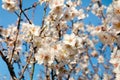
21, 22, 87, 65
91, 26, 116, 45
91, 0, 120, 79
22, 23, 40, 36
2, 0, 120, 79
91, 1, 106, 17
2, 0, 18, 12
110, 47, 120, 80
106, 0, 120, 31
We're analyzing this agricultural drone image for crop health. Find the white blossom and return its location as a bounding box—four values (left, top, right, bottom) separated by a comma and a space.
63, 33, 76, 47
2, 0, 18, 12
49, 0, 64, 9
98, 55, 104, 63
35, 47, 54, 65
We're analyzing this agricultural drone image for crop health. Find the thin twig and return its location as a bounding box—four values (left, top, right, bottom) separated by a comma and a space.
19, 39, 36, 80
97, 1, 105, 20
45, 64, 50, 80
22, 10, 32, 24
18, 63, 29, 80
41, 3, 48, 28
39, 2, 48, 36
67, 64, 76, 80
30, 63, 35, 80
23, 2, 40, 12
14, 11, 20, 17
18, 52, 33, 80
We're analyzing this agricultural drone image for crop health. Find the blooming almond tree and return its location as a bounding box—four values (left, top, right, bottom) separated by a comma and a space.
0, 0, 120, 80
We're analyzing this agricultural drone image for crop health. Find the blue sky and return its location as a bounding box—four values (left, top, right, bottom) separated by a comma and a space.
0, 0, 112, 80
0, 0, 112, 27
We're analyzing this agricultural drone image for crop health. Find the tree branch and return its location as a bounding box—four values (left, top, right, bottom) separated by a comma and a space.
0, 51, 17, 80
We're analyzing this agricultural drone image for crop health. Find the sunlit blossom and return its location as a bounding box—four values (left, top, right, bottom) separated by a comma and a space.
35, 47, 54, 65
98, 55, 104, 63
49, 0, 64, 9
63, 33, 76, 47
2, 0, 18, 12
